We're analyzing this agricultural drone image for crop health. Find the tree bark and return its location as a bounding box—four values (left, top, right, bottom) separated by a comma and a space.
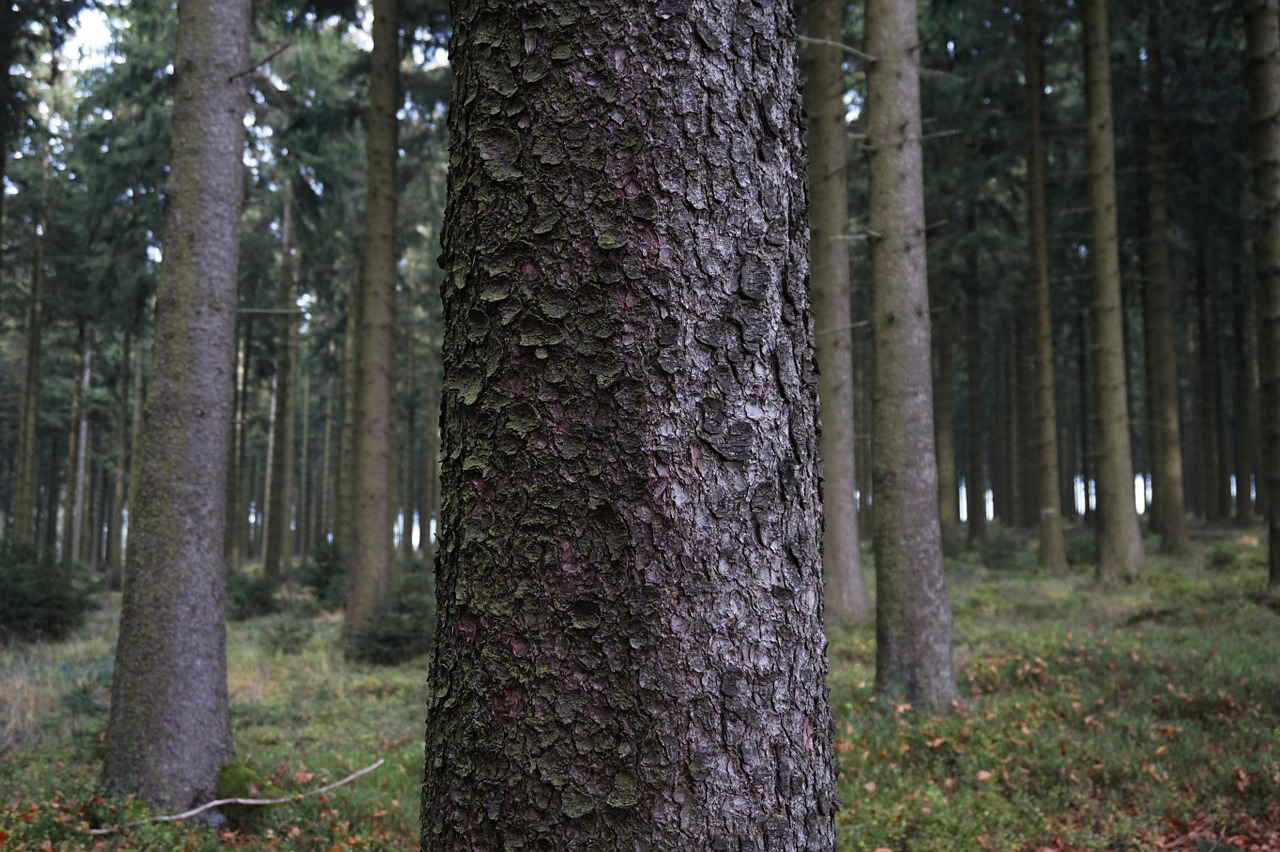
103, 0, 249, 811
867, 0, 959, 707
1243, 0, 1280, 585
345, 0, 399, 635
1082, 0, 1147, 582
421, 3, 837, 847
802, 0, 870, 625
1023, 0, 1068, 570
1140, 0, 1191, 552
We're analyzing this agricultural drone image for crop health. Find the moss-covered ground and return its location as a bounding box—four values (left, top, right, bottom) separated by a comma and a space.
1, 530, 1277, 850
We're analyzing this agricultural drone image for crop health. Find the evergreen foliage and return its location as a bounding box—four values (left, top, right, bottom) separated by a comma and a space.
0, 541, 96, 644
343, 568, 435, 665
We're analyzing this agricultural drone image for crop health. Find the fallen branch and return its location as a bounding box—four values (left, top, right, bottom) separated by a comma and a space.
87, 757, 386, 836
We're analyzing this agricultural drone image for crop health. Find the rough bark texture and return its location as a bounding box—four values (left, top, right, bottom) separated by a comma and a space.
1244, 0, 1280, 585
1140, 0, 1191, 552
801, 0, 870, 625
1082, 0, 1147, 583
420, 2, 836, 848
345, 0, 398, 634
1022, 0, 1068, 572
866, 0, 959, 708
103, 0, 248, 810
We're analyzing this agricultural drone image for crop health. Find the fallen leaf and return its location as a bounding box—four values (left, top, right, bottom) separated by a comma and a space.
863, 782, 877, 794
976, 770, 993, 782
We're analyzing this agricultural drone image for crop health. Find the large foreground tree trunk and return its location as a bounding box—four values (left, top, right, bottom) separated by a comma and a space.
866, 0, 959, 708
802, 0, 870, 625
1082, 0, 1147, 583
421, 2, 837, 847
1244, 0, 1280, 586
103, 0, 249, 811
345, 0, 398, 635
1022, 0, 1068, 572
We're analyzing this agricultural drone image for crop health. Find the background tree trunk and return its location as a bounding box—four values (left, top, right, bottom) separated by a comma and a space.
345, 0, 398, 635
421, 3, 837, 847
932, 266, 961, 553
1023, 0, 1068, 571
106, 331, 131, 589
965, 279, 986, 541
13, 209, 46, 547
103, 0, 249, 810
1243, 0, 1280, 585
867, 0, 959, 708
802, 0, 870, 625
1082, 0, 1147, 582
264, 196, 297, 582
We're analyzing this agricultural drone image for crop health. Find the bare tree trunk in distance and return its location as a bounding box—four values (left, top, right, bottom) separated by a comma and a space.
421, 2, 837, 847
1023, 0, 1068, 572
14, 209, 46, 547
867, 0, 959, 708
1082, 0, 1147, 583
932, 265, 961, 553
965, 279, 986, 542
264, 195, 297, 582
1244, 0, 1280, 585
802, 0, 870, 625
106, 331, 130, 589
345, 0, 398, 636
1140, 0, 1191, 552
61, 323, 87, 564
103, 0, 249, 811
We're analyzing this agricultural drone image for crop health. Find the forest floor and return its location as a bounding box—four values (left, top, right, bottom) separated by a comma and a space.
0, 528, 1277, 850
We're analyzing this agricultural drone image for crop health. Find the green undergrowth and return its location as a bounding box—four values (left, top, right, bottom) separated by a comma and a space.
831, 529, 1279, 850
1, 597, 428, 849
2, 531, 1276, 850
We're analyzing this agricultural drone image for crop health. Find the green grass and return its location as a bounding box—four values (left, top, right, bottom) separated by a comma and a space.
2, 532, 1277, 850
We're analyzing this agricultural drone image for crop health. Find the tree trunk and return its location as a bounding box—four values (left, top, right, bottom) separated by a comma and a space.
965, 279, 986, 541
1235, 284, 1259, 527
1140, 0, 1192, 552
422, 291, 442, 560
103, 0, 249, 811
62, 323, 89, 565
421, 3, 837, 846
1244, 0, 1280, 585
107, 331, 131, 589
345, 0, 398, 635
1023, 0, 1068, 570
1082, 0, 1147, 582
264, 196, 297, 582
14, 206, 46, 547
298, 370, 311, 564
867, 0, 959, 708
125, 326, 148, 567
932, 266, 961, 553
802, 0, 870, 625
225, 319, 247, 572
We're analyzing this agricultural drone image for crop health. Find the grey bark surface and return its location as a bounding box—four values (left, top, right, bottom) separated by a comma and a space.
1082, 0, 1147, 582
1022, 0, 1068, 571
103, 0, 249, 810
802, 0, 870, 625
345, 0, 398, 633
1244, 0, 1280, 585
866, 0, 959, 708
421, 2, 836, 848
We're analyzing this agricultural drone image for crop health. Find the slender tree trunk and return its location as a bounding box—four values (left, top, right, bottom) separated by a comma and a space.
421, 3, 837, 846
1244, 0, 1280, 585
802, 0, 870, 625
225, 320, 245, 572
14, 209, 46, 547
298, 370, 311, 564
1024, 0, 1068, 570
62, 323, 88, 565
932, 266, 961, 553
106, 332, 131, 589
1235, 285, 1259, 527
1078, 311, 1093, 526
965, 280, 986, 541
1140, 0, 1192, 552
104, 0, 249, 810
264, 197, 297, 581
422, 293, 442, 560
336, 287, 359, 565
401, 334, 417, 559
345, 0, 398, 635
1082, 0, 1147, 582
867, 0, 959, 708
125, 327, 148, 567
